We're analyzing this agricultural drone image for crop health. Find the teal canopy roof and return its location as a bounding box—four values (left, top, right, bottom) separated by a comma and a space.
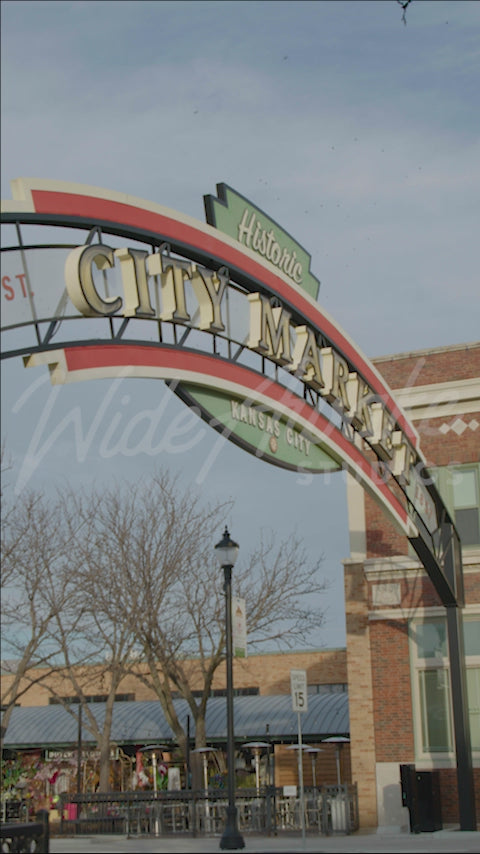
3, 693, 349, 750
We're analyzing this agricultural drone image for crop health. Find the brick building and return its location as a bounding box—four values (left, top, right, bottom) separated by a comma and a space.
2, 648, 347, 709
2, 648, 349, 790
2, 342, 479, 828
344, 341, 480, 830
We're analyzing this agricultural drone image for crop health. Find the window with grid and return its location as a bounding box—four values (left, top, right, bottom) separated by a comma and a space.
410, 616, 480, 757
432, 464, 480, 548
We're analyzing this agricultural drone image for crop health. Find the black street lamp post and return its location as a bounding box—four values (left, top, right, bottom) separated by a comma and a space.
215, 527, 245, 851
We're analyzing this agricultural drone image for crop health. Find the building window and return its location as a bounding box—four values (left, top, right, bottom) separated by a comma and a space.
432, 463, 480, 548
212, 687, 260, 697
307, 683, 347, 694
452, 467, 480, 546
410, 616, 480, 758
466, 668, 480, 752
171, 687, 259, 699
415, 621, 447, 659
418, 668, 451, 752
464, 615, 480, 752
49, 693, 135, 704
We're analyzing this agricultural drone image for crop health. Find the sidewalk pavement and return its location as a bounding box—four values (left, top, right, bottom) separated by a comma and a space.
49, 828, 480, 853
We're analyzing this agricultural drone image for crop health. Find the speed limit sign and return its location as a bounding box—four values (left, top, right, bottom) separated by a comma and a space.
290, 669, 308, 713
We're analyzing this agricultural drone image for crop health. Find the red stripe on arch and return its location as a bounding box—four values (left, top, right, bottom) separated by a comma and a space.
31, 188, 418, 448
63, 343, 409, 527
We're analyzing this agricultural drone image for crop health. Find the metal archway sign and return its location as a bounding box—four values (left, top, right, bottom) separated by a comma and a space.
2, 177, 476, 830
0, 178, 462, 606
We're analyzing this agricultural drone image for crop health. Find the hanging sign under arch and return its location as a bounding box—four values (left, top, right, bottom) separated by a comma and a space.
0, 178, 463, 606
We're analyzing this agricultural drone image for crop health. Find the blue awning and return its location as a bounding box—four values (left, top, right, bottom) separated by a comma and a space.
3, 692, 349, 750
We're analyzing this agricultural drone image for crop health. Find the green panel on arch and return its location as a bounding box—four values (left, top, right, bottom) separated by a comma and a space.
204, 183, 320, 300
177, 383, 341, 474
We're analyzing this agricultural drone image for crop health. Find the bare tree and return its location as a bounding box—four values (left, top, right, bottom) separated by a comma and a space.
66, 469, 328, 765
32, 486, 149, 792
2, 467, 329, 788
0, 484, 135, 791
60, 469, 233, 765
47, 584, 141, 791
0, 488, 75, 746
396, 0, 413, 25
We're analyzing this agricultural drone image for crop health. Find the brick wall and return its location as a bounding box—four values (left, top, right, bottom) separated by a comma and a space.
365, 342, 480, 559
365, 496, 407, 557
346, 342, 480, 829
370, 620, 414, 761
1, 648, 347, 708
373, 343, 480, 388
344, 560, 378, 827
232, 648, 347, 696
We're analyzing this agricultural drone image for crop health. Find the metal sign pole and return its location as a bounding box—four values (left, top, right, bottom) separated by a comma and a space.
290, 669, 308, 849
297, 711, 306, 848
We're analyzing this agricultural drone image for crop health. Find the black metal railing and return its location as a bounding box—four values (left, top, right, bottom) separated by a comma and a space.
57, 784, 358, 837
0, 808, 50, 853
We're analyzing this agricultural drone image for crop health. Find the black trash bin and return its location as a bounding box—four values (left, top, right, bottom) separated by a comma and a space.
400, 764, 442, 833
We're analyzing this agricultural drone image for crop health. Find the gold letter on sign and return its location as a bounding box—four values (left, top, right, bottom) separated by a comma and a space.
65, 244, 122, 317
290, 326, 324, 391
115, 247, 155, 317
191, 265, 228, 333
247, 293, 292, 366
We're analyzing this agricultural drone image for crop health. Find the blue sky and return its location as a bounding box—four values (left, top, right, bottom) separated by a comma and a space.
1, 0, 479, 649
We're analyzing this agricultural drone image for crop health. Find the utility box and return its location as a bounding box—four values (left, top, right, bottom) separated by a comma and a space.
400, 764, 442, 833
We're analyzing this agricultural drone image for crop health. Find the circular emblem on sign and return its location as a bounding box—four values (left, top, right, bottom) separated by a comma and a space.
269, 436, 278, 454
